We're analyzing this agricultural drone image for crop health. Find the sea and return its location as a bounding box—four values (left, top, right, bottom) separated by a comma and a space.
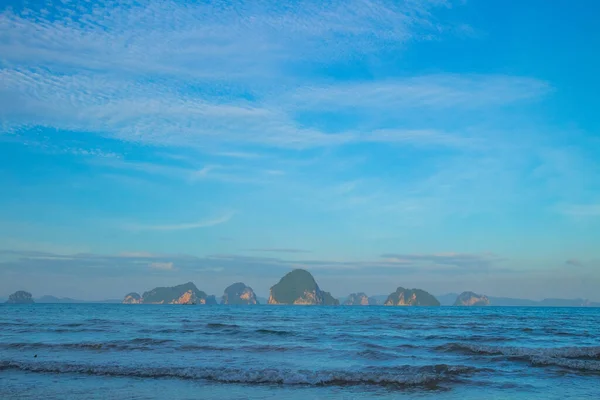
1, 305, 599, 399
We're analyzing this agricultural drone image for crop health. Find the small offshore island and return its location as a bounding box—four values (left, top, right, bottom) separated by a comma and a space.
5, 290, 35, 304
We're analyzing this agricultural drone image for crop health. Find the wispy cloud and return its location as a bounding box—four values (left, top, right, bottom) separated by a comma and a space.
0, 248, 506, 277
119, 252, 159, 258
192, 165, 219, 179
149, 261, 174, 271
381, 252, 503, 270
123, 212, 235, 232
565, 258, 584, 267
288, 75, 550, 111
0, 0, 550, 150
1, 68, 549, 149
214, 151, 263, 159
559, 204, 600, 217
88, 156, 284, 185
0, 0, 459, 78
243, 248, 312, 254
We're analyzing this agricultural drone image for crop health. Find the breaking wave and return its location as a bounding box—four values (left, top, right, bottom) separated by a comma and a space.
436, 343, 600, 372
0, 360, 481, 387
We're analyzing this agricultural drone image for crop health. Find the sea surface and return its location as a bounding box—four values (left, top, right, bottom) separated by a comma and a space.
1, 305, 599, 399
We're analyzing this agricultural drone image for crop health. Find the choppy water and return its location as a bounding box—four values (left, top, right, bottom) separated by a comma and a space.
1, 305, 599, 399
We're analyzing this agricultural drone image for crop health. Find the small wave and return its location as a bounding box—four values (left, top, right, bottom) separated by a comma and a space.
438, 343, 600, 359
61, 323, 86, 328
51, 328, 108, 333
425, 335, 511, 342
530, 357, 600, 372
1, 342, 109, 351
129, 338, 174, 345
84, 318, 116, 324
140, 328, 194, 334
241, 344, 309, 353
437, 343, 600, 372
0, 360, 481, 388
362, 342, 389, 350
397, 344, 419, 349
0, 322, 37, 327
178, 344, 306, 353
357, 349, 397, 361
255, 328, 295, 336
179, 344, 229, 352
0, 338, 174, 352
543, 328, 592, 338
206, 323, 240, 329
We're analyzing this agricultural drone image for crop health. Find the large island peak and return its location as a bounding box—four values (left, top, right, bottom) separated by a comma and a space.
221, 282, 259, 305
122, 282, 211, 304
268, 269, 339, 305
384, 287, 440, 306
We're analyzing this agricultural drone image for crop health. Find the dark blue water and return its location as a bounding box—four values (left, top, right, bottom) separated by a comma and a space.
1, 305, 599, 399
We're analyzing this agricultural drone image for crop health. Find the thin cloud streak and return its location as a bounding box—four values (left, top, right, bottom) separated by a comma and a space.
192, 165, 219, 179
149, 261, 174, 270
380, 252, 503, 269
559, 204, 600, 217
0, 249, 508, 277
243, 248, 312, 254
123, 212, 235, 232
289, 75, 551, 111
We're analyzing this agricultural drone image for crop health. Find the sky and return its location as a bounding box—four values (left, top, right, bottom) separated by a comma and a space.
1, 0, 599, 301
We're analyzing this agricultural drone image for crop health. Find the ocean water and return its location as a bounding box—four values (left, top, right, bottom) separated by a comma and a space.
1, 305, 599, 399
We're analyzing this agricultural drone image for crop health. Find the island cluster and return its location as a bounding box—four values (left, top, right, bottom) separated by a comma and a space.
118, 269, 487, 306
3, 269, 493, 306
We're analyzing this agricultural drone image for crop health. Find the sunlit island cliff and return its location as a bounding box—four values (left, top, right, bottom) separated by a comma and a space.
221, 282, 258, 305
384, 287, 441, 306
343, 293, 378, 305
122, 282, 217, 305
453, 291, 491, 306
267, 269, 339, 305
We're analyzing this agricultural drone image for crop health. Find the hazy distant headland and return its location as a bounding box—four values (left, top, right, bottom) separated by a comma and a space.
5, 269, 600, 307
5, 290, 34, 304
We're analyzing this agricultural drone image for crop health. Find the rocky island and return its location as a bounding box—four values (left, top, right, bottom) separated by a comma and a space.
453, 291, 490, 306
268, 269, 339, 305
384, 287, 440, 306
221, 282, 258, 305
343, 292, 377, 305
122, 282, 212, 304
123, 292, 143, 304
5, 290, 35, 304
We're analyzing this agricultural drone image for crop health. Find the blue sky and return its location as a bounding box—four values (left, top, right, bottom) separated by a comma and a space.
1, 0, 599, 301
